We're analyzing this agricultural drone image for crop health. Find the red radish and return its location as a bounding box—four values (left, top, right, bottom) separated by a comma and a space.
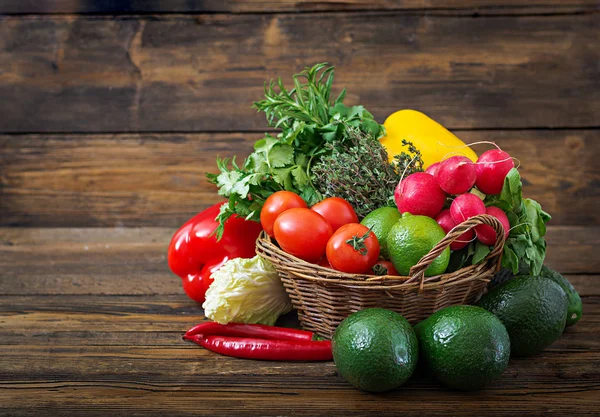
436, 156, 477, 195
475, 149, 515, 195
394, 172, 446, 218
425, 162, 441, 177
476, 206, 510, 245
435, 209, 475, 250
450, 193, 486, 224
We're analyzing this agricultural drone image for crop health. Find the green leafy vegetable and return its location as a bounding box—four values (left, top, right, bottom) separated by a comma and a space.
208, 63, 384, 237
485, 168, 551, 275
448, 168, 550, 275
472, 242, 492, 265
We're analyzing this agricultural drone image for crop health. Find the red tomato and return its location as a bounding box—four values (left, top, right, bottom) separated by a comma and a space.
311, 197, 359, 232
273, 208, 333, 262
371, 260, 399, 276
326, 223, 380, 274
316, 257, 333, 269
260, 191, 307, 237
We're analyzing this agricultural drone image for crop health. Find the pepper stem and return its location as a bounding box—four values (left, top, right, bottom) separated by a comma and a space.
344, 227, 373, 256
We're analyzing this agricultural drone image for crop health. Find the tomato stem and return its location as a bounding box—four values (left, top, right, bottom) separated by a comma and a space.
344, 226, 373, 256
372, 263, 387, 275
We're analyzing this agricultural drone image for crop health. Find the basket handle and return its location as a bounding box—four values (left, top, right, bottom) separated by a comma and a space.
406, 213, 506, 291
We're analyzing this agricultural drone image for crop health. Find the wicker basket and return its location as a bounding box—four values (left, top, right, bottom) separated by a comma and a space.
256, 214, 506, 339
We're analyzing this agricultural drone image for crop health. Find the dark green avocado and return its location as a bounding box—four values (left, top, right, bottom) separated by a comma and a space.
414, 305, 510, 391
332, 308, 418, 393
478, 276, 568, 357
537, 265, 582, 327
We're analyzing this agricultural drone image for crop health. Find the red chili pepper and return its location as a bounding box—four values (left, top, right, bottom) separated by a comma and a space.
185, 322, 315, 341
167, 202, 263, 304
185, 334, 332, 362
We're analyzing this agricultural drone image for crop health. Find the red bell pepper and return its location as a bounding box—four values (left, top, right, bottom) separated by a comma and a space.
167, 202, 263, 304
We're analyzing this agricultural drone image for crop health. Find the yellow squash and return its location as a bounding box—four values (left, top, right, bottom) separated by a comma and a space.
380, 109, 478, 169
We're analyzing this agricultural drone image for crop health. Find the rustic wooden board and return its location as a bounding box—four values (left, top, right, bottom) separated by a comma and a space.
0, 226, 597, 296
0, 294, 598, 416
0, 226, 598, 295
1, 130, 598, 227
1, 13, 598, 133
0, 0, 597, 14
0, 227, 597, 415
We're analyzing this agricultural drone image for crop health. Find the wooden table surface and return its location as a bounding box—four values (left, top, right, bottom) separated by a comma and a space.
1, 0, 599, 415
1, 226, 598, 416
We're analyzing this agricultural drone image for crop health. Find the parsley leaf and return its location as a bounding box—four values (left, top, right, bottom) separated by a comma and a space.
208, 63, 384, 238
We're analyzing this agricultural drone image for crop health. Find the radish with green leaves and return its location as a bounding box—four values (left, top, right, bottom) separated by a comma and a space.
476, 206, 510, 245
436, 156, 477, 195
394, 172, 446, 218
475, 149, 514, 195
435, 209, 475, 250
450, 193, 486, 224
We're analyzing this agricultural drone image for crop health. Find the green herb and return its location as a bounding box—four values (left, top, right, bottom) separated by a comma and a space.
311, 127, 423, 218
208, 63, 384, 238
393, 139, 424, 176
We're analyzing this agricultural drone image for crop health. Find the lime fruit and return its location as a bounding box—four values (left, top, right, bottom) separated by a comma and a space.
386, 212, 450, 276
360, 207, 402, 259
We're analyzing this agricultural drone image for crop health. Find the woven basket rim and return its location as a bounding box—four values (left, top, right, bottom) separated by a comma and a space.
256, 213, 506, 292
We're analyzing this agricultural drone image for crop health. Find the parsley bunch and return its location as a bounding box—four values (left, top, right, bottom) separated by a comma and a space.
208, 63, 384, 238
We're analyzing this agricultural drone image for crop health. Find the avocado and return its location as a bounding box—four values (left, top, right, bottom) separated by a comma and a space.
478, 276, 568, 357
332, 308, 418, 393
414, 305, 510, 391
537, 265, 582, 327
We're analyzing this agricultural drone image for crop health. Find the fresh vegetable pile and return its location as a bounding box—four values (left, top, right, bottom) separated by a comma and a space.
167, 63, 582, 392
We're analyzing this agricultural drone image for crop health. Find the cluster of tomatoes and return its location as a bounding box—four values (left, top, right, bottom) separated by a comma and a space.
260, 192, 386, 275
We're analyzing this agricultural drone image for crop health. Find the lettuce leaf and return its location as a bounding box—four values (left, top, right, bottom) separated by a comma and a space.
203, 256, 292, 326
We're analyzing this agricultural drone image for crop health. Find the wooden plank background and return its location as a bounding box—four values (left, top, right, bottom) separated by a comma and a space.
0, 2, 598, 228
0, 226, 599, 416
1, 4, 599, 415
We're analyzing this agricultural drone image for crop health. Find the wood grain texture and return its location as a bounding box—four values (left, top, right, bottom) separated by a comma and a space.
0, 0, 598, 14
0, 226, 597, 296
0, 295, 598, 416
1, 130, 598, 227
1, 12, 598, 133
0, 227, 598, 415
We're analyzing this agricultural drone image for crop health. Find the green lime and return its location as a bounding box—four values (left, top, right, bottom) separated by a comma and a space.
386, 212, 450, 276
360, 207, 402, 259
332, 308, 418, 392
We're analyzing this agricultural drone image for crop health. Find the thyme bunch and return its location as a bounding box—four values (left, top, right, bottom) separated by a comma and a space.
311, 127, 423, 218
